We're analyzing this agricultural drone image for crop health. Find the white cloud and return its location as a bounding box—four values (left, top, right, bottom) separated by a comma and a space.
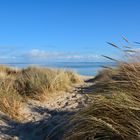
0, 55, 17, 60
0, 47, 104, 63
24, 49, 102, 61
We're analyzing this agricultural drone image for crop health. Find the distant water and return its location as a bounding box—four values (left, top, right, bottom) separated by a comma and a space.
5, 62, 116, 76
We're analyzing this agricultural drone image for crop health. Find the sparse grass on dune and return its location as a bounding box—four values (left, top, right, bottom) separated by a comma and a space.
14, 66, 83, 100
0, 65, 20, 76
0, 66, 24, 121
93, 62, 140, 99
66, 70, 83, 83
0, 88, 23, 121
0, 65, 83, 120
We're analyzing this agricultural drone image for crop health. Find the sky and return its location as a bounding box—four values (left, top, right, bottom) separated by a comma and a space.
0, 0, 140, 63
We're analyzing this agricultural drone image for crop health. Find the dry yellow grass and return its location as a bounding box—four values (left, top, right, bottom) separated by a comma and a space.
14, 66, 83, 100
0, 66, 24, 121
0, 90, 23, 121
0, 65, 83, 120
46, 62, 140, 140
59, 97, 140, 140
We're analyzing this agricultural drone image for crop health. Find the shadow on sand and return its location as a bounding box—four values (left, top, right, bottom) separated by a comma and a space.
0, 78, 97, 140
0, 106, 75, 140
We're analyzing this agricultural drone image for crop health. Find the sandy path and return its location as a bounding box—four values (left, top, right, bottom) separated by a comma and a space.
0, 77, 94, 140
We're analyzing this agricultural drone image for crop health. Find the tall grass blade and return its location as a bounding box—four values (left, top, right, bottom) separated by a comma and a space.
101, 55, 118, 62
122, 36, 129, 43
123, 50, 136, 53
134, 42, 140, 45
107, 42, 121, 50
123, 46, 131, 49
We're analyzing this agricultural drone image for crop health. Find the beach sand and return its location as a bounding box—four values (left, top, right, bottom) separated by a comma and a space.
0, 76, 94, 140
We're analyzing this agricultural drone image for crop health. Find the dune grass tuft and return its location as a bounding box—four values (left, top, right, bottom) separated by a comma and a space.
60, 97, 140, 140
0, 65, 83, 120
0, 65, 23, 121
46, 62, 140, 140
14, 67, 83, 100
0, 89, 23, 121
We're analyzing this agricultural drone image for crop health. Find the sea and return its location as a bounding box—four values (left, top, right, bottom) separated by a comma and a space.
5, 62, 116, 76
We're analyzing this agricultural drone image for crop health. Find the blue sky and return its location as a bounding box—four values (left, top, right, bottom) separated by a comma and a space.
0, 0, 140, 63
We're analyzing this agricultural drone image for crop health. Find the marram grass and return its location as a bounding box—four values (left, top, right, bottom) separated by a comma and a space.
46, 62, 140, 140
0, 65, 83, 121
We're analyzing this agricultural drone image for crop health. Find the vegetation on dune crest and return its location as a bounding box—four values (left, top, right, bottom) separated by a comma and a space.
0, 89, 23, 121
14, 67, 83, 100
46, 39, 140, 140
0, 66, 23, 121
0, 65, 82, 121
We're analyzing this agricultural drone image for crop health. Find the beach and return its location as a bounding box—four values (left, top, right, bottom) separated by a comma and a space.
0, 74, 93, 140
0, 62, 140, 140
